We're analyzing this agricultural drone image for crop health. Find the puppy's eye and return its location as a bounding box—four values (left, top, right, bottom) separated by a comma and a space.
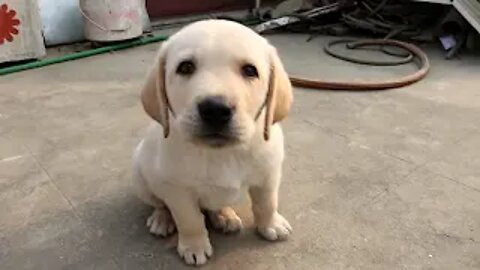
241, 64, 258, 78
176, 60, 196, 75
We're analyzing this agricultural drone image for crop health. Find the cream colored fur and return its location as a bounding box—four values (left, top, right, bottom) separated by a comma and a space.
133, 19, 293, 266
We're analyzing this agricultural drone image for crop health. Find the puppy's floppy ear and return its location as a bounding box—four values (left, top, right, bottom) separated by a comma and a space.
263, 46, 293, 140
141, 42, 171, 138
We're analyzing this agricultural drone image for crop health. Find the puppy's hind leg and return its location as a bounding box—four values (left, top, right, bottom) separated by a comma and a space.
133, 156, 176, 237
207, 207, 243, 234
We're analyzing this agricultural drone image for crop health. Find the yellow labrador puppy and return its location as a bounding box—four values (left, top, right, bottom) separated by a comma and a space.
133, 19, 293, 265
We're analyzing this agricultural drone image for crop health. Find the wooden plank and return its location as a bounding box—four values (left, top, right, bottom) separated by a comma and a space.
0, 0, 46, 63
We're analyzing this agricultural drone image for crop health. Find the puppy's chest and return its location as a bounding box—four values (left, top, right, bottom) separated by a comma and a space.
169, 153, 260, 209
170, 152, 261, 189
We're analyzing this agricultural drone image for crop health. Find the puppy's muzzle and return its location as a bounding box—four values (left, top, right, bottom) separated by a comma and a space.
198, 96, 234, 130
194, 95, 239, 146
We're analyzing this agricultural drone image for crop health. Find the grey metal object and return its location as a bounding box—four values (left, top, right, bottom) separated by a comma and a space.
413, 0, 480, 34
413, 0, 452, 5
253, 3, 340, 33
38, 0, 85, 46
453, 0, 480, 34
38, 0, 151, 46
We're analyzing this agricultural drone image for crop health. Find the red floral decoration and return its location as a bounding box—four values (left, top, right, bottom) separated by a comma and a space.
0, 4, 21, 45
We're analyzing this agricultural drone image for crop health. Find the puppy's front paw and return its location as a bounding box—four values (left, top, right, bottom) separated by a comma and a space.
208, 207, 243, 234
257, 212, 292, 241
146, 208, 176, 237
177, 234, 213, 265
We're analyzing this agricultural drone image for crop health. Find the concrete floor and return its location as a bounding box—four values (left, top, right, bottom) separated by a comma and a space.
0, 34, 479, 270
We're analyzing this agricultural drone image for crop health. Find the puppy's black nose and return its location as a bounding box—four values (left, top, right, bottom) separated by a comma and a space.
198, 96, 233, 128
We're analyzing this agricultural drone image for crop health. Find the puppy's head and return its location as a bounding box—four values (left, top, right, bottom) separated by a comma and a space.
141, 20, 293, 147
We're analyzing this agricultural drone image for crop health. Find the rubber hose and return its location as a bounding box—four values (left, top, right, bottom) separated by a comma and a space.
325, 39, 413, 66
0, 35, 168, 76
289, 39, 430, 90
1, 34, 429, 91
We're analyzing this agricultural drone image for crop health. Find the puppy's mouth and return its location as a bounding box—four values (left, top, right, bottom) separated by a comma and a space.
180, 112, 246, 148
194, 130, 241, 148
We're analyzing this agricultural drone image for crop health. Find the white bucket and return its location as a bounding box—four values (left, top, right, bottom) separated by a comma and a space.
79, 0, 143, 42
